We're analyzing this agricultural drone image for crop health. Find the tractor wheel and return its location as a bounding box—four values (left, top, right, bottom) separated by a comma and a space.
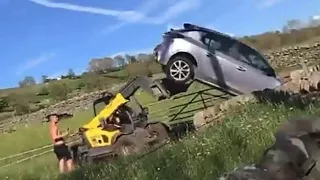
113, 135, 146, 157
146, 123, 170, 145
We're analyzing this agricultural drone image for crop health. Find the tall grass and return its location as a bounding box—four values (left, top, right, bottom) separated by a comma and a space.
3, 101, 320, 180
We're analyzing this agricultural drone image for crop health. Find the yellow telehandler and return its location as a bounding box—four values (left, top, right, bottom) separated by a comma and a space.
68, 76, 172, 166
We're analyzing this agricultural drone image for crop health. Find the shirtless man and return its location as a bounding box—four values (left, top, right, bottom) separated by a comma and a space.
47, 112, 74, 173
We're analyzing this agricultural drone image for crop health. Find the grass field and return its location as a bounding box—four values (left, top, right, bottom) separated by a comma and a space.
2, 97, 320, 179
0, 81, 228, 178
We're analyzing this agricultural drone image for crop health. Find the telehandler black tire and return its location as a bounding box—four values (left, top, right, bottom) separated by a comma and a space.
146, 123, 170, 145
113, 134, 146, 156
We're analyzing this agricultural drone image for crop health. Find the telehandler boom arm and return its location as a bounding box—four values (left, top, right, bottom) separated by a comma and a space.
81, 76, 169, 130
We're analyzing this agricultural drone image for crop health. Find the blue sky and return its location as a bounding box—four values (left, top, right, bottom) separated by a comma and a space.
0, 0, 320, 89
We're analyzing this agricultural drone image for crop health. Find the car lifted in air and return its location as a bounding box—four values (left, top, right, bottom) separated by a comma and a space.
153, 23, 281, 95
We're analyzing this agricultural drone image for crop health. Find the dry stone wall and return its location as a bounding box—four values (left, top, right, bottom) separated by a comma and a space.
264, 43, 320, 69
193, 64, 320, 130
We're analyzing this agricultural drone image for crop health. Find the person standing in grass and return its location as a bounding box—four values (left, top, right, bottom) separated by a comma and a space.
46, 111, 74, 173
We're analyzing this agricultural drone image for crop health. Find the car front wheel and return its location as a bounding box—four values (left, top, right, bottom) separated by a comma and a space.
164, 56, 195, 84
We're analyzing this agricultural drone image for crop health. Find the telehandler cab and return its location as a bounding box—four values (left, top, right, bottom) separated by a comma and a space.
69, 76, 172, 166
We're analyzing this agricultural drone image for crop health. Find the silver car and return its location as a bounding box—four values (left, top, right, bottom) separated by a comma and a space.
153, 23, 281, 95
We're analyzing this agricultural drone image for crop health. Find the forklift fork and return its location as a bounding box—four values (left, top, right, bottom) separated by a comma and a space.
119, 76, 170, 100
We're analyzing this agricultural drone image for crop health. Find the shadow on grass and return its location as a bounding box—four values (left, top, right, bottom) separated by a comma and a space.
160, 78, 191, 97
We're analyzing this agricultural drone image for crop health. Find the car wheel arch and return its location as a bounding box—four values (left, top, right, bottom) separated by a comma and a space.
169, 52, 198, 67
164, 52, 197, 84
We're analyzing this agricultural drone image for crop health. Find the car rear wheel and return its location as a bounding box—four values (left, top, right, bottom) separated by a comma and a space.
164, 56, 195, 84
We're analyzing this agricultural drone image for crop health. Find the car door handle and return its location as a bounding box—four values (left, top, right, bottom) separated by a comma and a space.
206, 52, 213, 57
236, 66, 246, 71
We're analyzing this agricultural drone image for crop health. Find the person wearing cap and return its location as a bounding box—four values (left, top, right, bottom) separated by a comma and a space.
47, 111, 74, 173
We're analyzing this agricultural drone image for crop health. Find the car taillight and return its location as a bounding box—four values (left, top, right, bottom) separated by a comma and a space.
153, 45, 160, 60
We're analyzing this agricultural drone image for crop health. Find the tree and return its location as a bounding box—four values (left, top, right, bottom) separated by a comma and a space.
41, 75, 49, 83
125, 54, 138, 64
67, 68, 75, 77
136, 53, 151, 61
282, 19, 303, 32
88, 57, 114, 73
18, 76, 36, 87
114, 55, 126, 67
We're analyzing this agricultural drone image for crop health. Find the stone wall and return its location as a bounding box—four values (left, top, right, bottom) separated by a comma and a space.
0, 84, 124, 133
0, 74, 166, 133
263, 43, 320, 69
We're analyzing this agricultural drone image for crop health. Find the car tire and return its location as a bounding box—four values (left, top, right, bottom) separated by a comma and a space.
164, 55, 195, 84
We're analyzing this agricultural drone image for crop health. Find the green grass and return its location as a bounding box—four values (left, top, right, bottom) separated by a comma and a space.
3, 100, 320, 179
0, 81, 220, 176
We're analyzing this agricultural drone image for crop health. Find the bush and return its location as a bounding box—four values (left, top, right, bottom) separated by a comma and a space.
48, 82, 70, 101
126, 60, 161, 77
5, 93, 32, 115
81, 72, 106, 92
38, 86, 49, 96
0, 98, 8, 111
14, 100, 30, 115
76, 81, 86, 90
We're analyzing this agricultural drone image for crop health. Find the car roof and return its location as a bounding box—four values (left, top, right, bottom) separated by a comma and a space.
165, 23, 233, 39
183, 23, 239, 40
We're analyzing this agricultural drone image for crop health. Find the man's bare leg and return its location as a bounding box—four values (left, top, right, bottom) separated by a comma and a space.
66, 159, 74, 172
59, 159, 66, 173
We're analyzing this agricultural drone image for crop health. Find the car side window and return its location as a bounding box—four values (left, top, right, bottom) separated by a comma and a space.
237, 43, 271, 71
202, 35, 218, 50
201, 32, 236, 54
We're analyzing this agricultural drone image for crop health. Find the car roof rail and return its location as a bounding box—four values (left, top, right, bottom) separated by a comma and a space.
183, 23, 234, 38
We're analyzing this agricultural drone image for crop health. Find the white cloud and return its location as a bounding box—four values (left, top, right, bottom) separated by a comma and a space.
28, 0, 201, 34
28, 0, 145, 22
203, 24, 235, 37
47, 71, 62, 79
312, 15, 320, 20
16, 52, 55, 75
101, 0, 164, 33
257, 0, 283, 9
110, 47, 153, 58
146, 0, 201, 25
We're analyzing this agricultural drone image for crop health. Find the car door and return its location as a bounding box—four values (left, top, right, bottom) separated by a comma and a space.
200, 32, 253, 94
222, 42, 281, 93
198, 32, 242, 92
195, 32, 222, 86
201, 32, 280, 94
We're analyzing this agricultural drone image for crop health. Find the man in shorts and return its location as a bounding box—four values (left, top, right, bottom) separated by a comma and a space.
46, 111, 74, 173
